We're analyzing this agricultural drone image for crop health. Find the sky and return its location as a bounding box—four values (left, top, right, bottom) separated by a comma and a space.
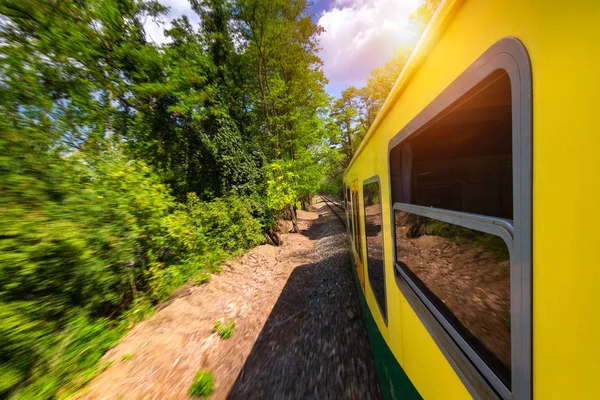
143, 0, 422, 98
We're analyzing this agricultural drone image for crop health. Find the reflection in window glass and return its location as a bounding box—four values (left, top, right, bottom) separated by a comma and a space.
352, 190, 362, 258
344, 186, 348, 209
394, 210, 511, 386
390, 70, 513, 220
346, 187, 351, 227
364, 181, 386, 318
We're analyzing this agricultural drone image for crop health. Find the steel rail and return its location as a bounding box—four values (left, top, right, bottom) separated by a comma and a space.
319, 195, 346, 227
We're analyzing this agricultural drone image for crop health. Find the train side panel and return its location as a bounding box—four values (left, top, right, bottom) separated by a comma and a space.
345, 1, 600, 399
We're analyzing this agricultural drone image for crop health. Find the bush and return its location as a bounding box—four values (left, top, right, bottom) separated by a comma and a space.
0, 130, 266, 398
319, 179, 343, 198
150, 192, 265, 300
189, 370, 215, 398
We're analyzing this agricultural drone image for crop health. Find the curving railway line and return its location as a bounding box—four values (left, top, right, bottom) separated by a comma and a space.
319, 195, 346, 227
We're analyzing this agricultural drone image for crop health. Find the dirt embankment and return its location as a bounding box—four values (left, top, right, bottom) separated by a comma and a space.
78, 201, 381, 400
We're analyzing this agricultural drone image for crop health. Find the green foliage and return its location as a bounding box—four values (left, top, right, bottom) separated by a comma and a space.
410, 0, 443, 33
121, 353, 135, 362
265, 160, 299, 211
185, 193, 265, 253
0, 129, 265, 397
330, 86, 365, 163
130, 17, 267, 199
189, 370, 215, 398
406, 216, 510, 261
192, 273, 212, 285
323, 1, 441, 189
328, 49, 412, 170
0, 0, 330, 398
213, 319, 236, 339
266, 151, 329, 211
150, 192, 265, 300
236, 0, 329, 161
2, 314, 122, 400
123, 298, 156, 326
319, 180, 343, 198
318, 142, 344, 197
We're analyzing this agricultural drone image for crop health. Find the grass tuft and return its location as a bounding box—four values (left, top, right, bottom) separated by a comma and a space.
192, 272, 212, 285
121, 353, 134, 362
212, 319, 235, 339
189, 369, 215, 398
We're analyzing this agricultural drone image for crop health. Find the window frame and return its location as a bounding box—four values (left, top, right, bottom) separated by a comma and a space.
394, 203, 513, 393
362, 175, 388, 324
351, 182, 363, 259
345, 186, 352, 235
387, 37, 532, 400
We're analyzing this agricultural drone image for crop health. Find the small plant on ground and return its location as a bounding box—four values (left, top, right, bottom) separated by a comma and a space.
189, 370, 215, 398
100, 361, 114, 373
121, 353, 134, 362
213, 319, 235, 339
192, 272, 212, 285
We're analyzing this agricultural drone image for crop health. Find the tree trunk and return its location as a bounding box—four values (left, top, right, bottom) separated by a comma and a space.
287, 203, 299, 233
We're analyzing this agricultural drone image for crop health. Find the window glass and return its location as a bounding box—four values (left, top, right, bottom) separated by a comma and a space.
352, 190, 362, 258
346, 187, 351, 223
364, 181, 386, 318
391, 69, 515, 390
395, 210, 511, 386
391, 70, 513, 220
343, 186, 347, 209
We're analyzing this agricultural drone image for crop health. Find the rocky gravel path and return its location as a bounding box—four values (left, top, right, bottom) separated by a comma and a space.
79, 200, 381, 399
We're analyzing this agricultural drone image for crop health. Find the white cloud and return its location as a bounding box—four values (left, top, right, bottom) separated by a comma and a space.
143, 0, 200, 45
317, 0, 421, 95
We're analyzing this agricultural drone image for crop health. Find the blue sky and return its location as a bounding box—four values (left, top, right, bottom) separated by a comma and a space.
144, 0, 422, 98
310, 0, 335, 16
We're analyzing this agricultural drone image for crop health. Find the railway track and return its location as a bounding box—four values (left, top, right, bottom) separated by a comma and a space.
319, 195, 346, 227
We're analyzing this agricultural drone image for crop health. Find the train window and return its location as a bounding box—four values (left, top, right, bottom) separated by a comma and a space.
392, 69, 513, 219
343, 185, 347, 209
363, 178, 387, 321
395, 209, 511, 384
346, 186, 351, 229
352, 188, 362, 258
388, 38, 531, 400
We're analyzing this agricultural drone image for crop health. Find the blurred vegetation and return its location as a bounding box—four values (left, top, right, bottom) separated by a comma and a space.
213, 319, 235, 340
0, 128, 265, 398
189, 369, 215, 398
0, 0, 443, 396
403, 215, 510, 261
0, 0, 335, 397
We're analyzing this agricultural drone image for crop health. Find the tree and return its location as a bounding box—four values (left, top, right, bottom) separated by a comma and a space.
330, 87, 364, 164
0, 1, 283, 397
360, 46, 412, 127
321, 0, 443, 196
410, 0, 442, 34
0, 0, 168, 152
234, 0, 329, 160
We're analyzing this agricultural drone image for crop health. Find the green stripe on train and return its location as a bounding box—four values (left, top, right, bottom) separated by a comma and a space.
348, 246, 422, 400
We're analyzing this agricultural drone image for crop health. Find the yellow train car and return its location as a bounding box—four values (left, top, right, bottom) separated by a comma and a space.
343, 1, 600, 399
